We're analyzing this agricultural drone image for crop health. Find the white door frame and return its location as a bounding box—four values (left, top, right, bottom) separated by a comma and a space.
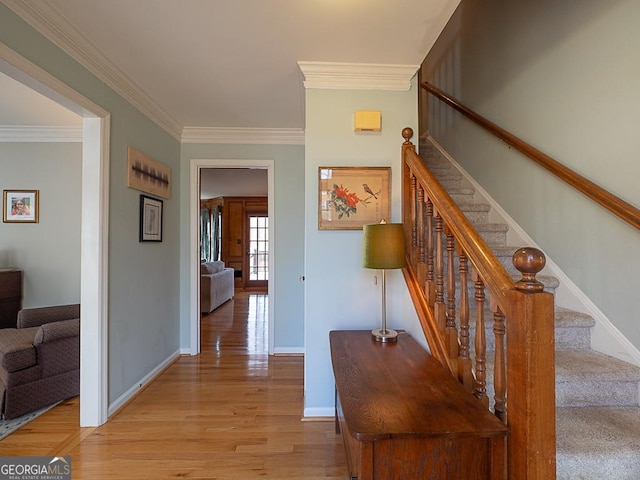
0, 43, 110, 426
189, 159, 275, 355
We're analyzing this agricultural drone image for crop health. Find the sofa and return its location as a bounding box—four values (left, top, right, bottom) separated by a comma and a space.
200, 261, 234, 313
0, 304, 80, 419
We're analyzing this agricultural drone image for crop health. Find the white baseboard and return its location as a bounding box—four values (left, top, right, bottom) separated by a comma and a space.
303, 407, 335, 418
428, 136, 640, 367
273, 347, 304, 355
108, 350, 181, 417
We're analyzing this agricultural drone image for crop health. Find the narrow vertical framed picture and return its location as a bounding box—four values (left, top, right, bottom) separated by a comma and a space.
3, 190, 39, 223
139, 194, 163, 242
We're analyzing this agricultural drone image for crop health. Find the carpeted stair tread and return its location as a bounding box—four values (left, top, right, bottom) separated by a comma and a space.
555, 307, 596, 329
457, 203, 491, 213
556, 406, 640, 480
555, 349, 640, 382
556, 350, 640, 407
555, 308, 595, 350
473, 223, 509, 233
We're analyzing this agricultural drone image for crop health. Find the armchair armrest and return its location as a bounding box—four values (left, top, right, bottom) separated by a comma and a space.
34, 318, 80, 345
17, 304, 81, 329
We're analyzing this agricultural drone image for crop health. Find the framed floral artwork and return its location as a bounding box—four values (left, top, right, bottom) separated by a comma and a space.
3, 190, 39, 223
318, 166, 390, 230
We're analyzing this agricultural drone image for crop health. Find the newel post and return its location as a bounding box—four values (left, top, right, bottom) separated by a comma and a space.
401, 127, 415, 257
506, 248, 556, 480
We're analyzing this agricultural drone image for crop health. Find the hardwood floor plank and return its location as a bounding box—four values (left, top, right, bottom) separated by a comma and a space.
0, 292, 347, 478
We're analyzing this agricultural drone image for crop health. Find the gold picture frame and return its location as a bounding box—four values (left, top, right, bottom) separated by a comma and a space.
318, 166, 390, 230
3, 190, 39, 223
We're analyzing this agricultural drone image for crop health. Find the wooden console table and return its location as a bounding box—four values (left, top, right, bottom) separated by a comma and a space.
330, 330, 508, 480
0, 270, 22, 329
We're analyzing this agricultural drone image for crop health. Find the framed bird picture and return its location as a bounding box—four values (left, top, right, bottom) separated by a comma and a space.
318, 166, 390, 230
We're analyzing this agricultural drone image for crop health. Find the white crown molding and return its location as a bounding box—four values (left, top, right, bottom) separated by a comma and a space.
2, 0, 183, 140
182, 127, 305, 145
0, 125, 82, 142
297, 62, 419, 91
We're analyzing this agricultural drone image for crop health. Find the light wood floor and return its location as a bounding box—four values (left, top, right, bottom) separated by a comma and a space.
0, 292, 348, 479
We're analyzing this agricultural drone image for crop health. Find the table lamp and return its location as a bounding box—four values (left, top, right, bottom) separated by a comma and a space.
362, 222, 407, 342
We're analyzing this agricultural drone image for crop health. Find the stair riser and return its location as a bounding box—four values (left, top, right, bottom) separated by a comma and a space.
556, 381, 639, 407
467, 327, 591, 351
449, 193, 475, 204
555, 328, 591, 350
464, 210, 490, 224
437, 178, 464, 190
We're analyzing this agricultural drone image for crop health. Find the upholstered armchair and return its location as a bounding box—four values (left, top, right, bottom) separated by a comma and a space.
0, 304, 80, 419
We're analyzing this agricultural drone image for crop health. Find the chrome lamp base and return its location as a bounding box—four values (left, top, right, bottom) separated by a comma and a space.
371, 328, 398, 343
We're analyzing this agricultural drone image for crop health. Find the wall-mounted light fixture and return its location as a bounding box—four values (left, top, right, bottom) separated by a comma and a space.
354, 110, 381, 132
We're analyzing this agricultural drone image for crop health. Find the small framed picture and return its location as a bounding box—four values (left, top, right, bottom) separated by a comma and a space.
139, 194, 163, 242
3, 190, 39, 223
318, 167, 390, 230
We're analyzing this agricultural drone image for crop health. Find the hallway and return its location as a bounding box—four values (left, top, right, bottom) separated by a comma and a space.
0, 292, 347, 479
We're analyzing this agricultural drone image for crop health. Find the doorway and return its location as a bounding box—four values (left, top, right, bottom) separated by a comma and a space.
0, 43, 110, 426
189, 159, 275, 356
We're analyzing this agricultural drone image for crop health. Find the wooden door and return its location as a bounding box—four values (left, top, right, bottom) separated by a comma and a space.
245, 211, 268, 290
220, 196, 267, 290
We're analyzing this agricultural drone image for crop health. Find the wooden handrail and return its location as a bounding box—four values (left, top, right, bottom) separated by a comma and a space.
421, 81, 640, 231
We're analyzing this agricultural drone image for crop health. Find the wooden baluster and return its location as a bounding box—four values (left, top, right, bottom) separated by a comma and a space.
445, 226, 458, 363
434, 212, 446, 332
492, 302, 507, 424
458, 249, 473, 391
416, 185, 427, 288
472, 269, 488, 408
410, 173, 418, 266
425, 198, 435, 305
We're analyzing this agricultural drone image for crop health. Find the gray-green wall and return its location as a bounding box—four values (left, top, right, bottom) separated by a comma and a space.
0, 142, 81, 307
424, 0, 640, 349
303, 86, 419, 415
1, 4, 182, 405
179, 143, 305, 351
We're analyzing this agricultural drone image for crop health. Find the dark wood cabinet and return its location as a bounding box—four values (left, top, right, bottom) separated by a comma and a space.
0, 270, 22, 329
330, 330, 508, 480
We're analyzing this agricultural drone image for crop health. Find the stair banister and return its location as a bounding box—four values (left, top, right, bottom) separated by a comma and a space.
401, 128, 556, 479
403, 130, 513, 313
421, 81, 640, 232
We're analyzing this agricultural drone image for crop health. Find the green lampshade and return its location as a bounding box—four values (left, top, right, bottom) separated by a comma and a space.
362, 223, 407, 270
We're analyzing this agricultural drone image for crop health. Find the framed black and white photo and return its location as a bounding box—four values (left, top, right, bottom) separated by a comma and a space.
139, 194, 163, 242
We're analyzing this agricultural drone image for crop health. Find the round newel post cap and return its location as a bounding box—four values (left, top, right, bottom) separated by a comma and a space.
402, 127, 413, 144
513, 247, 546, 292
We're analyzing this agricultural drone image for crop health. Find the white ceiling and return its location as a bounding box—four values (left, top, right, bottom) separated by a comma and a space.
0, 71, 81, 126
1, 0, 459, 133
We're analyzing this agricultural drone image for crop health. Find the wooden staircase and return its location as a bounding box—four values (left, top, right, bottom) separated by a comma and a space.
414, 136, 640, 479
